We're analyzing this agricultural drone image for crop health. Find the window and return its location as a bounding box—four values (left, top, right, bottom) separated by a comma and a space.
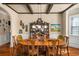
70, 16, 79, 35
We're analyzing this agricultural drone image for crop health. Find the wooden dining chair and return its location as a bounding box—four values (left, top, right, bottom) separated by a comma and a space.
28, 39, 39, 56
58, 35, 69, 56
11, 35, 28, 56
44, 38, 49, 56
10, 36, 21, 56
47, 40, 58, 56
10, 36, 16, 56
39, 41, 47, 56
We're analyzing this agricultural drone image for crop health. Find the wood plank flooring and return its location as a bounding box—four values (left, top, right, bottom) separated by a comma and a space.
0, 43, 79, 56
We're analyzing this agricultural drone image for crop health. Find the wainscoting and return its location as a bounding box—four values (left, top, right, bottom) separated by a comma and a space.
69, 36, 79, 48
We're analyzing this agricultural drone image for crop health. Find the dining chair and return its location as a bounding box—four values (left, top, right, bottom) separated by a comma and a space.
38, 40, 47, 56
44, 38, 49, 56
10, 36, 15, 56
28, 39, 39, 56
10, 36, 22, 56
47, 40, 58, 56
12, 35, 29, 56
58, 35, 69, 56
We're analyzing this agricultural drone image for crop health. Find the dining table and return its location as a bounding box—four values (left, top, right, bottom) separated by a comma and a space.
18, 38, 65, 56
19, 39, 64, 46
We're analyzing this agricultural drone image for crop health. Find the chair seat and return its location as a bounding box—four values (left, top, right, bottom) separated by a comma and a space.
29, 47, 38, 56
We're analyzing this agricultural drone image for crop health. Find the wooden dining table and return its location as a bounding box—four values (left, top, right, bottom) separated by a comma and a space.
18, 39, 65, 56
19, 39, 64, 46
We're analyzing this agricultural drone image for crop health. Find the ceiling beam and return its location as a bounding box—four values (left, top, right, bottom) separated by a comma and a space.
46, 4, 53, 14
61, 4, 77, 13
18, 12, 61, 14
26, 4, 33, 14
5, 4, 19, 13
3, 3, 77, 5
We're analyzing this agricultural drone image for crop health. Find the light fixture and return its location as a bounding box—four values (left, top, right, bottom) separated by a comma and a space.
44, 25, 47, 28
36, 25, 41, 28
32, 25, 36, 28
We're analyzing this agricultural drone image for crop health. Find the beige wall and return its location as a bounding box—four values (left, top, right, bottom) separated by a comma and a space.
0, 4, 19, 47
62, 4, 79, 36
62, 12, 69, 36
0, 4, 19, 36
0, 8, 10, 46
18, 14, 62, 39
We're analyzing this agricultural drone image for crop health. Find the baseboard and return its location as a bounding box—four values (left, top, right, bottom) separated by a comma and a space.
0, 42, 10, 47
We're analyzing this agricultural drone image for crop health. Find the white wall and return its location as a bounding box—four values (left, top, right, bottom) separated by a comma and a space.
62, 4, 79, 48
62, 12, 69, 36
62, 4, 79, 36
0, 9, 10, 46
0, 4, 19, 47
18, 14, 62, 39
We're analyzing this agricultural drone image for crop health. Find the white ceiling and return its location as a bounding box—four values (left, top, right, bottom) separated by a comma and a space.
6, 4, 75, 14
30, 4, 47, 12
8, 4, 30, 13
50, 4, 72, 12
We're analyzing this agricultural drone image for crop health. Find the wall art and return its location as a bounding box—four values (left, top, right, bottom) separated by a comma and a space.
25, 25, 28, 32
19, 29, 23, 34
51, 24, 61, 32
4, 28, 5, 32
20, 20, 23, 26
6, 22, 7, 24
22, 23, 24, 29
0, 20, 1, 23
8, 21, 11, 26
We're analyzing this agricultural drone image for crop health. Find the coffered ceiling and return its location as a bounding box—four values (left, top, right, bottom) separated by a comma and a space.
4, 3, 77, 14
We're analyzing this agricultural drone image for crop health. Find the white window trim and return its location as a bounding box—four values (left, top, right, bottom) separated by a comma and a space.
69, 14, 79, 36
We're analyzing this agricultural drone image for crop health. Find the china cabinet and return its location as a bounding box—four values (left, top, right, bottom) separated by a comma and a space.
30, 18, 49, 39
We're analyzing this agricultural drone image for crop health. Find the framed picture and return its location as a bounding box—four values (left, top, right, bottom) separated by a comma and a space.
3, 19, 5, 22
19, 29, 23, 34
20, 20, 22, 26
4, 28, 6, 32
8, 21, 11, 26
25, 25, 28, 32
22, 23, 24, 29
51, 24, 61, 32
0, 20, 1, 23
6, 22, 7, 24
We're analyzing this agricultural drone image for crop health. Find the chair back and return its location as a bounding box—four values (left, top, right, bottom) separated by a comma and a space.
12, 36, 18, 47
52, 40, 58, 46
64, 36, 69, 46
58, 35, 64, 40
58, 35, 67, 46
17, 35, 23, 42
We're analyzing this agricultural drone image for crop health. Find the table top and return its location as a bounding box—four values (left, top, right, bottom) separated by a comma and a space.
19, 39, 64, 46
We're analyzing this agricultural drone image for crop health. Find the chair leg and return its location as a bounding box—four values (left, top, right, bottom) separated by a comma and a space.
46, 46, 48, 56
47, 47, 50, 56
67, 46, 69, 56
60, 47, 62, 56
13, 47, 17, 56
37, 46, 39, 56
10, 47, 14, 56
56, 46, 59, 56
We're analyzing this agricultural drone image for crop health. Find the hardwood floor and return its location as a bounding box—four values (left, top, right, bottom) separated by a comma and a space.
0, 43, 10, 56
0, 43, 79, 56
